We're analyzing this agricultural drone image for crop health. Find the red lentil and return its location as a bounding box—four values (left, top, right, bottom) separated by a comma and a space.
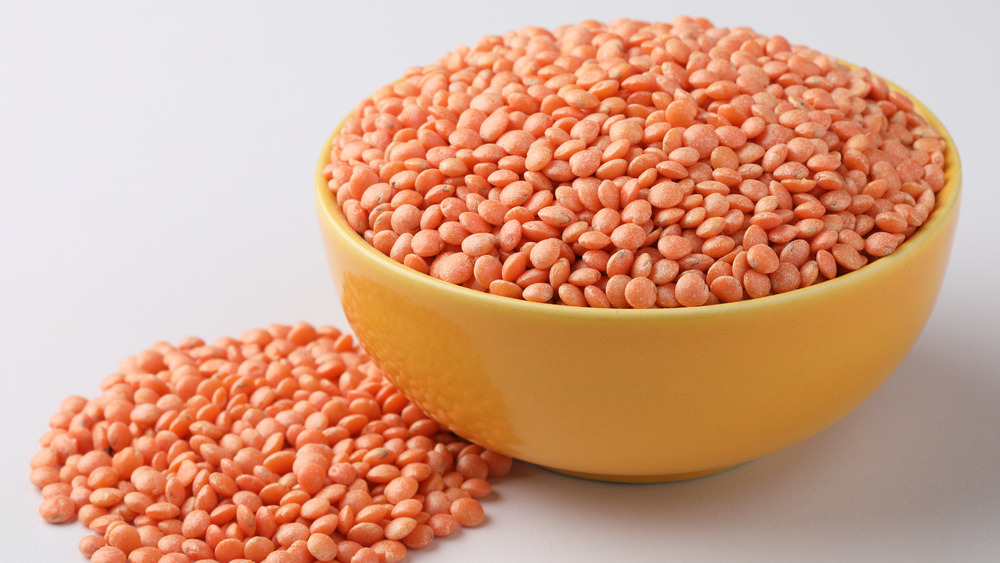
39, 494, 77, 524
79, 534, 107, 557
325, 17, 947, 308
90, 546, 127, 563
33, 323, 511, 563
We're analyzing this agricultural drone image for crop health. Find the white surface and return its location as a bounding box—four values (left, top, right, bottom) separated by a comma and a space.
2, 1, 997, 561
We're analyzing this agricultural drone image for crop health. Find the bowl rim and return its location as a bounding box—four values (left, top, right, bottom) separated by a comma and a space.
315, 77, 961, 319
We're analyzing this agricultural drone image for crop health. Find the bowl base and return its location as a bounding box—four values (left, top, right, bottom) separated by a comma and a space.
548, 463, 741, 483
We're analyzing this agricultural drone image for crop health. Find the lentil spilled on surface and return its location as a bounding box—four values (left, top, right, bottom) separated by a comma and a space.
31, 323, 511, 562
323, 17, 947, 308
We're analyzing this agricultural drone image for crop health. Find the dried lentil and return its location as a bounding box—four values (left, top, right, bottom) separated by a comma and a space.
33, 323, 511, 563
325, 17, 947, 308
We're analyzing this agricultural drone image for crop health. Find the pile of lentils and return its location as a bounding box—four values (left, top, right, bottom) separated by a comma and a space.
31, 323, 511, 563
323, 17, 947, 308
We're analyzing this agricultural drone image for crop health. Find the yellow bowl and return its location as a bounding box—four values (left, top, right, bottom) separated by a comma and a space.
315, 86, 960, 482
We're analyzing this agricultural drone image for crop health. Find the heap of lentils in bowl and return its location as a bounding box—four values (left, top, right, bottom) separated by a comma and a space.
322, 16, 947, 309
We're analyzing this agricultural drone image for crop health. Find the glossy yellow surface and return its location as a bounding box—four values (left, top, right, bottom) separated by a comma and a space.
315, 90, 960, 482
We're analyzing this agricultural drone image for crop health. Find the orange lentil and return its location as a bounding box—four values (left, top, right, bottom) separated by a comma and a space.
769, 263, 802, 293
34, 323, 511, 563
107, 523, 142, 554
624, 277, 657, 309
400, 523, 433, 550
371, 539, 407, 563
347, 522, 384, 546
90, 546, 127, 563
675, 272, 710, 307
657, 235, 694, 261
832, 243, 869, 271
326, 18, 945, 307
865, 231, 900, 257
522, 282, 554, 303
181, 538, 213, 559
427, 513, 459, 537
710, 275, 744, 303
353, 504, 389, 527
90, 487, 126, 508
89, 513, 123, 535
39, 494, 76, 523
349, 547, 379, 563
746, 244, 780, 274
42, 482, 72, 499
460, 477, 493, 498
244, 536, 275, 562
306, 533, 337, 562
79, 535, 107, 557
744, 270, 772, 299
214, 538, 244, 562
30, 466, 61, 488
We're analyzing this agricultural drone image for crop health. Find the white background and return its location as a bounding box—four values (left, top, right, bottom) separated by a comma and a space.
2, 1, 998, 561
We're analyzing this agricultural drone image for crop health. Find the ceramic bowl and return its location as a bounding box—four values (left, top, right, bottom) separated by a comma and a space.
315, 84, 960, 482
